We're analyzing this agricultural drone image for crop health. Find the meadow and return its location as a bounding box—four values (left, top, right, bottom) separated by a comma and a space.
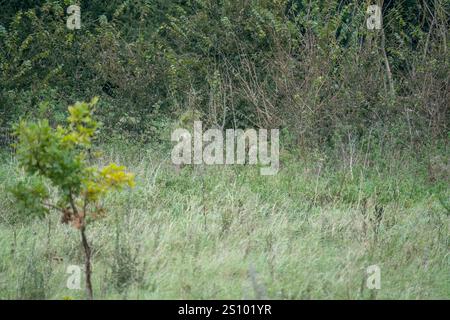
0, 139, 448, 300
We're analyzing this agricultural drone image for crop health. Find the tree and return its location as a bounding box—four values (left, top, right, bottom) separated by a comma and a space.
10, 97, 135, 300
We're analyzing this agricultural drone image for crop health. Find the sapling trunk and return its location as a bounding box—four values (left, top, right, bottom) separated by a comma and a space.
80, 226, 93, 300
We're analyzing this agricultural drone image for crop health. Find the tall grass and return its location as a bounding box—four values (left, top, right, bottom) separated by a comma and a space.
0, 140, 448, 299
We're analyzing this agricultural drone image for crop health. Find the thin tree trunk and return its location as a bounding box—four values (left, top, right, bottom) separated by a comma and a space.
381, 30, 394, 96
80, 226, 93, 300
378, 0, 395, 96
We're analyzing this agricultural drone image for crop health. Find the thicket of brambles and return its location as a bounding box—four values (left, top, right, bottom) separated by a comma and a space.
1, 0, 448, 148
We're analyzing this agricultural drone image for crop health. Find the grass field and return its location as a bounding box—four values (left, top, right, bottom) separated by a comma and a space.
0, 140, 448, 299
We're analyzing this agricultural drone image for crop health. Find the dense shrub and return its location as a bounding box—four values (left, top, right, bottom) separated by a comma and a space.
0, 0, 448, 147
